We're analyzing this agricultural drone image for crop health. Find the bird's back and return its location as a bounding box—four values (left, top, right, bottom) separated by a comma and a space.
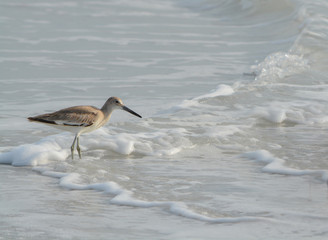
28, 105, 105, 133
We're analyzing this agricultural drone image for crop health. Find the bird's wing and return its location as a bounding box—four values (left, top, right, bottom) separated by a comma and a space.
28, 106, 100, 127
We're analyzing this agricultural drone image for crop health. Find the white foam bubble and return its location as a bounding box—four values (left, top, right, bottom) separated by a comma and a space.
98, 127, 192, 157
250, 102, 328, 125
0, 125, 191, 166
103, 133, 135, 155
46, 171, 273, 224
22, 166, 273, 224
111, 190, 273, 223
33, 167, 68, 178
193, 84, 235, 100
204, 125, 243, 139
243, 150, 328, 182
252, 105, 287, 123
252, 52, 309, 82
0, 135, 69, 166
162, 84, 235, 113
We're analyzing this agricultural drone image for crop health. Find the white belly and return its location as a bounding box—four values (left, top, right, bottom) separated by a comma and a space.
48, 121, 103, 135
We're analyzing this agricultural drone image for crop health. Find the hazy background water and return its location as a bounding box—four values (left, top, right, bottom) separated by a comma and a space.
1, 0, 328, 239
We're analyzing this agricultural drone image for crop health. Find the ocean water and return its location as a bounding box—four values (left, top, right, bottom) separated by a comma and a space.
1, 0, 328, 239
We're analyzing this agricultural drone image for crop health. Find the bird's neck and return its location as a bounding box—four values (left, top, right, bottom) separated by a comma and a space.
101, 100, 113, 113
101, 106, 113, 117
98, 107, 112, 128
101, 101, 116, 120
100, 100, 117, 126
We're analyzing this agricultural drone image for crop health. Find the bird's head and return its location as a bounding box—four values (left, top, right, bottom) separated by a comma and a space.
103, 97, 142, 118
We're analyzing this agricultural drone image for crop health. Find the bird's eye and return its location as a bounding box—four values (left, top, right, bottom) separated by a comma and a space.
115, 100, 119, 104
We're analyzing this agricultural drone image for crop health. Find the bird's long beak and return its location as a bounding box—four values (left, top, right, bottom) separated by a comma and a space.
122, 105, 142, 118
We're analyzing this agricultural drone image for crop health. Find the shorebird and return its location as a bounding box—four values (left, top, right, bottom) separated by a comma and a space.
28, 97, 142, 159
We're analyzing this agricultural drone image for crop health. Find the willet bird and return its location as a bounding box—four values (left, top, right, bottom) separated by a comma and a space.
28, 97, 142, 159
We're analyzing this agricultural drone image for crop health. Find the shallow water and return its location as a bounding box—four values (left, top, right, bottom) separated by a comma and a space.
1, 0, 328, 239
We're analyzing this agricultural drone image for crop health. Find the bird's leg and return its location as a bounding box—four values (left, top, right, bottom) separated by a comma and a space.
76, 136, 82, 159
71, 134, 78, 160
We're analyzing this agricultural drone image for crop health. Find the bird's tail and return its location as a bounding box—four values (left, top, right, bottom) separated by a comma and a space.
27, 117, 56, 125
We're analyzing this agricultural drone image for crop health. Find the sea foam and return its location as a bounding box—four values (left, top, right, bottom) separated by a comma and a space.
14, 161, 276, 224
0, 125, 192, 166
37, 169, 273, 224
249, 101, 328, 125
163, 84, 235, 113
243, 150, 328, 182
0, 135, 69, 166
193, 84, 235, 100
252, 52, 309, 82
